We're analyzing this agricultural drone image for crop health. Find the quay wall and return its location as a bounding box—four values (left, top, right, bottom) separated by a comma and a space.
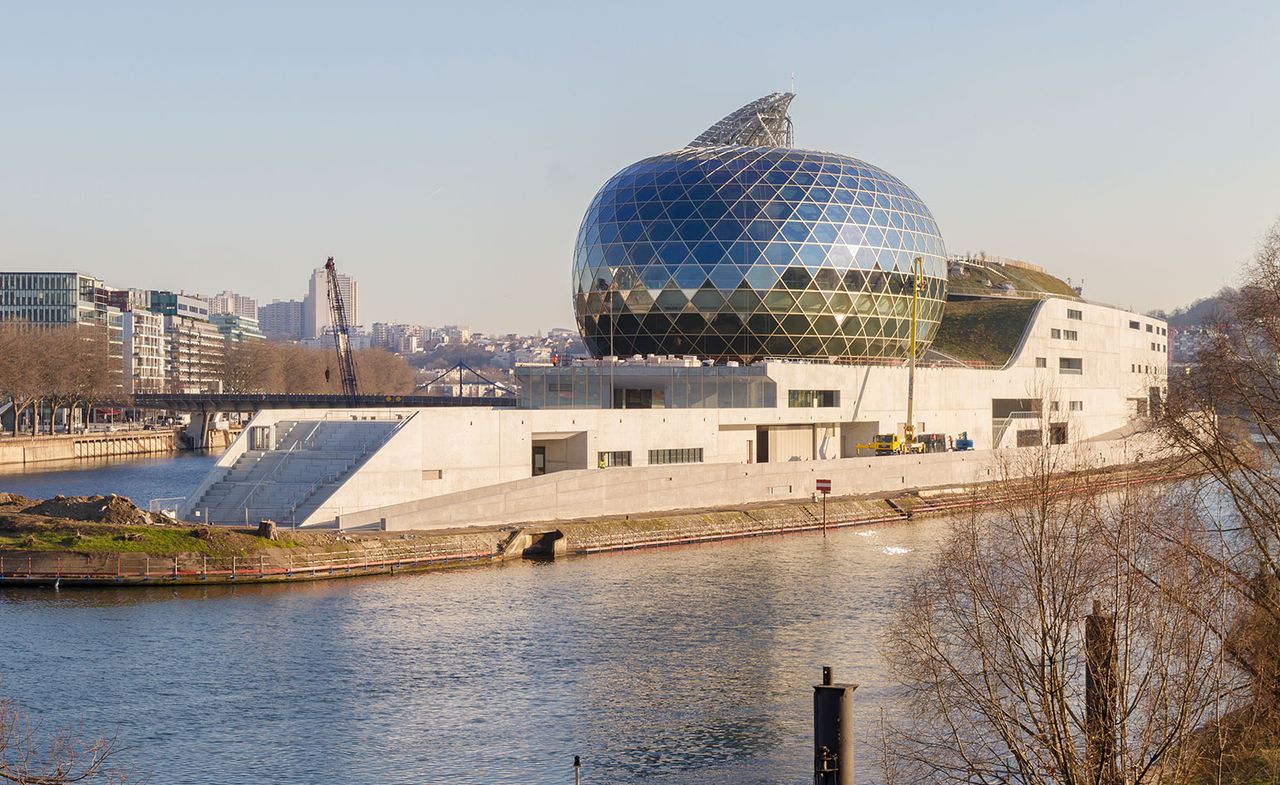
0, 428, 238, 471
334, 434, 1169, 531
0, 458, 1195, 587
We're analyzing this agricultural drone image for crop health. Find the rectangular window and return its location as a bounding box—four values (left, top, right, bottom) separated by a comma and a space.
788, 389, 839, 407
1059, 357, 1083, 374
597, 451, 632, 468
1017, 429, 1043, 447
1035, 357, 1047, 368
648, 448, 704, 465
1051, 328, 1062, 339
1063, 329, 1078, 340
1069, 400, 1083, 411
1129, 320, 1140, 330
1067, 308, 1083, 320
1050, 401, 1060, 411
1146, 324, 1154, 332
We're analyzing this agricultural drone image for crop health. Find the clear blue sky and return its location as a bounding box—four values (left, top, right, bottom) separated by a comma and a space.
3, 1, 1278, 333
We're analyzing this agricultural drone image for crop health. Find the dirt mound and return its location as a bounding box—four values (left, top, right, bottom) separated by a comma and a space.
0, 493, 32, 508
24, 494, 162, 526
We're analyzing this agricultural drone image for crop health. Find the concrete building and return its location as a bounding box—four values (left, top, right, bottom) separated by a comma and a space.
303, 267, 358, 339
121, 309, 167, 394
258, 299, 305, 341
148, 292, 223, 393
0, 272, 126, 392
211, 313, 265, 343
179, 91, 1171, 531
210, 290, 259, 320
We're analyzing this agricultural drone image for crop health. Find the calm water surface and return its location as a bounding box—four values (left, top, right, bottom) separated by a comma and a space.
0, 451, 219, 505
0, 456, 943, 785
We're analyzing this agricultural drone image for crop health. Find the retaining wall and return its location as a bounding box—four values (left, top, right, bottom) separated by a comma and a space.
337, 434, 1169, 531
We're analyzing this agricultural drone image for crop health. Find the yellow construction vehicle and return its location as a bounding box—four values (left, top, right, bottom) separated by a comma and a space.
856, 433, 926, 456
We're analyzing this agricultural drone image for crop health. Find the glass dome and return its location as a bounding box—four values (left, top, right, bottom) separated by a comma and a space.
572, 145, 947, 363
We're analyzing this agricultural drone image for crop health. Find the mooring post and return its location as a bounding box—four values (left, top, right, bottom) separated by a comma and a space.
1086, 599, 1118, 785
814, 665, 857, 785
573, 755, 581, 785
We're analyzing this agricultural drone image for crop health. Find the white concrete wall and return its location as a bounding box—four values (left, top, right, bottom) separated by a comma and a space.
334, 434, 1170, 531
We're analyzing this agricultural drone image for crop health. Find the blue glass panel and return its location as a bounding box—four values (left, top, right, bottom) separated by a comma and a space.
674, 265, 706, 288
795, 203, 822, 221
780, 221, 809, 243
764, 242, 794, 265
811, 223, 838, 244
763, 201, 793, 221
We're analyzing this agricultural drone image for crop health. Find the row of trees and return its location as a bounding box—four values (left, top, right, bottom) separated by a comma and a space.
220, 340, 415, 395
0, 321, 418, 436
883, 220, 1280, 784
0, 322, 120, 436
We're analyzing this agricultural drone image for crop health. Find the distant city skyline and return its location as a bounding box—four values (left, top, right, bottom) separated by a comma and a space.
2, 2, 1278, 333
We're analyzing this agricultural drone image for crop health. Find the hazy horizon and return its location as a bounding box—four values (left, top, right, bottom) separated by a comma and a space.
3, 2, 1278, 334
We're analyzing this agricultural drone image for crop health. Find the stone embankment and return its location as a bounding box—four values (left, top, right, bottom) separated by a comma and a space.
0, 427, 240, 470
0, 458, 1200, 587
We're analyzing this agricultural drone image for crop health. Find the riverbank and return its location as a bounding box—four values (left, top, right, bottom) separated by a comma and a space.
0, 455, 1201, 587
0, 427, 239, 471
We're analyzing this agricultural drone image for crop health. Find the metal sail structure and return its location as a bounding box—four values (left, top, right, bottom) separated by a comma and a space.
687, 91, 795, 148
324, 256, 360, 401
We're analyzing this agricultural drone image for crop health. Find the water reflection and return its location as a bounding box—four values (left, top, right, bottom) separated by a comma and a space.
0, 519, 942, 785
0, 452, 220, 505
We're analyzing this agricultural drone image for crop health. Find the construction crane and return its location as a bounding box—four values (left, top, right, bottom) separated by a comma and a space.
854, 257, 928, 456
324, 256, 360, 401
903, 256, 926, 450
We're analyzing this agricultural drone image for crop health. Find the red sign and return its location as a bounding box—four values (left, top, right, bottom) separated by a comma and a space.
816, 478, 832, 494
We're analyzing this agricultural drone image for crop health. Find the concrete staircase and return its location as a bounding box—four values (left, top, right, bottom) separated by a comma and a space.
186, 418, 404, 525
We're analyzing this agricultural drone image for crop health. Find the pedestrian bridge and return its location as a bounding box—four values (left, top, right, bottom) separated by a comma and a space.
134, 393, 515, 449
135, 393, 516, 413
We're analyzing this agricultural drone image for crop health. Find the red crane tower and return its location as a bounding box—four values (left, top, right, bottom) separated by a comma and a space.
324, 256, 360, 400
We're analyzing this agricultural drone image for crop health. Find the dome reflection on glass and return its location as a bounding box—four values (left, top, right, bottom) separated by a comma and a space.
573, 144, 948, 363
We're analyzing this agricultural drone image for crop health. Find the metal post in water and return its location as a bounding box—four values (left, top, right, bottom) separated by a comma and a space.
813, 665, 856, 785
1086, 600, 1118, 785
573, 755, 580, 785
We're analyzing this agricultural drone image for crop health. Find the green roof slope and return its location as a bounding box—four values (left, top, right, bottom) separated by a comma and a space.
929, 299, 1039, 367
947, 263, 1080, 300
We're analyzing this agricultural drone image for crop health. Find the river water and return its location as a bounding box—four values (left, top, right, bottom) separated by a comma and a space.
0, 455, 942, 785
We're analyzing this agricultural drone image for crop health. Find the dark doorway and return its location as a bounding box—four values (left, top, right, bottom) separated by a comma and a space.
1050, 423, 1068, 445
532, 445, 546, 476
755, 426, 769, 463
1148, 386, 1163, 418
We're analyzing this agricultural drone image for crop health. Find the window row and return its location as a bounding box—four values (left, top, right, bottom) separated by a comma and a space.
648, 448, 704, 465
1130, 320, 1167, 336
1050, 328, 1078, 340
1035, 357, 1084, 373
787, 389, 839, 407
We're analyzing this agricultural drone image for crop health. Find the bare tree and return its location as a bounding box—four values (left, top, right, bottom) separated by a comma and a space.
0, 322, 41, 437
1156, 219, 1280, 767
883, 445, 1238, 785
0, 695, 132, 783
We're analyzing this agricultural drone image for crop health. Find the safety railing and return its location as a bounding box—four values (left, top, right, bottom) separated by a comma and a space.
0, 544, 499, 583
148, 497, 186, 515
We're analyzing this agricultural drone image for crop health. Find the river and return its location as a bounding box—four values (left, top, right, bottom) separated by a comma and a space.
0, 455, 941, 785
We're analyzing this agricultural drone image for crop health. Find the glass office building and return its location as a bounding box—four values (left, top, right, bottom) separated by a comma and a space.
573, 93, 948, 363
